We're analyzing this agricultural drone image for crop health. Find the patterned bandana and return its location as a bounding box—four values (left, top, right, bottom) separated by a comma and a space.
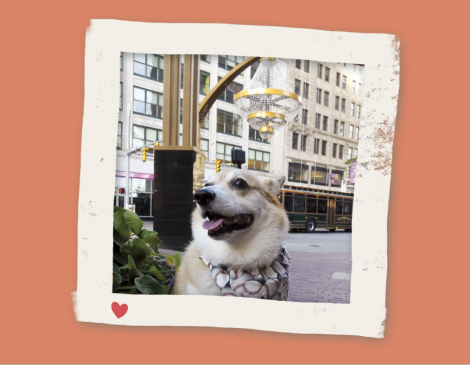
199, 245, 291, 300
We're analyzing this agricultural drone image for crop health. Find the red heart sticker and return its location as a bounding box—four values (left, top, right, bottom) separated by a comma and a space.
111, 302, 128, 318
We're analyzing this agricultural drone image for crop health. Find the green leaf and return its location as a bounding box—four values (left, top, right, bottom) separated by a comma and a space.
113, 230, 127, 246
113, 252, 127, 266
172, 252, 181, 272
130, 238, 148, 269
124, 210, 144, 236
166, 255, 176, 266
135, 275, 163, 294
120, 255, 136, 270
143, 235, 162, 252
113, 263, 122, 286
161, 285, 169, 294
147, 266, 166, 282
114, 212, 131, 240
114, 206, 126, 214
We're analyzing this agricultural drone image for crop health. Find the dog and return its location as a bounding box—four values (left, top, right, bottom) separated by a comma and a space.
172, 169, 290, 300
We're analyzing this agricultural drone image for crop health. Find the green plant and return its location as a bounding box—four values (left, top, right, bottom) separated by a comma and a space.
112, 206, 180, 294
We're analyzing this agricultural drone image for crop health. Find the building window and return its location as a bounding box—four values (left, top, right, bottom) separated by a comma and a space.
302, 109, 308, 125
292, 132, 298, 150
334, 120, 339, 134
330, 170, 344, 187
202, 113, 209, 129
323, 116, 328, 131
200, 138, 209, 160
333, 143, 337, 158
349, 125, 354, 138
295, 59, 301, 69
218, 55, 244, 71
340, 122, 345, 136
311, 166, 328, 186
342, 75, 347, 89
355, 126, 359, 140
325, 67, 330, 82
324, 91, 329, 106
359, 66, 363, 75
248, 149, 270, 172
314, 138, 320, 154
295, 79, 301, 94
341, 98, 346, 113
335, 96, 340, 111
339, 145, 344, 159
120, 82, 123, 110
318, 64, 323, 79
249, 126, 270, 143
134, 53, 164, 82
354, 148, 358, 159
301, 135, 307, 152
133, 125, 162, 148
120, 52, 123, 71
358, 83, 362, 96
217, 77, 243, 104
321, 140, 327, 156
316, 88, 322, 104
217, 109, 242, 137
348, 147, 353, 160
356, 105, 361, 119
250, 60, 260, 79
216, 142, 242, 165
133, 87, 163, 118
304, 60, 310, 73
352, 80, 356, 94
288, 162, 308, 183
351, 102, 355, 117
200, 71, 210, 95
117, 122, 122, 149
200, 55, 210, 63
315, 113, 321, 129
303, 83, 309, 99
336, 72, 341, 87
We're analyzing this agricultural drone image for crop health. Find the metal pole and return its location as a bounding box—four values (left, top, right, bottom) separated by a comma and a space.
125, 106, 131, 209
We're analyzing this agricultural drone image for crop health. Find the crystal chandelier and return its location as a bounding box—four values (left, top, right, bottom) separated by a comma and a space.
234, 57, 302, 139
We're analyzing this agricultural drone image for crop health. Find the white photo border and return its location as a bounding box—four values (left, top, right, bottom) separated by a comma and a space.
73, 20, 399, 338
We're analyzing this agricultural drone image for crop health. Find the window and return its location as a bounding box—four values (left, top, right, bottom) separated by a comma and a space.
133, 125, 162, 148
343, 200, 353, 215
202, 113, 209, 129
217, 109, 242, 136
349, 125, 354, 138
200, 138, 209, 160
356, 105, 361, 119
120, 52, 123, 71
304, 60, 310, 73
318, 198, 327, 213
292, 132, 299, 150
342, 75, 347, 89
248, 149, 270, 172
331, 170, 344, 188
335, 96, 340, 111
288, 163, 308, 183
352, 80, 356, 94
134, 53, 164, 82
200, 54, 210, 63
318, 64, 323, 78
341, 98, 346, 113
250, 60, 260, 79
316, 88, 322, 103
314, 138, 320, 154
334, 120, 339, 134
348, 147, 353, 160
324, 67, 330, 82
120, 82, 123, 110
315, 113, 321, 129
117, 122, 122, 149
333, 143, 337, 158
311, 166, 328, 186
323, 116, 328, 131
359, 66, 363, 75
335, 200, 343, 215
216, 142, 242, 165
200, 71, 210, 95
218, 55, 244, 71
306, 197, 317, 213
249, 126, 269, 143
295, 79, 301, 94
340, 122, 345, 136
303, 83, 309, 99
301, 135, 307, 152
302, 109, 308, 125
354, 148, 358, 159
284, 193, 294, 212
324, 91, 329, 106
133, 87, 163, 118
217, 77, 243, 104
336, 72, 341, 87
321, 140, 327, 156
339, 145, 344, 159
293, 195, 305, 213
295, 59, 301, 69
351, 102, 355, 116
358, 83, 362, 96
355, 127, 359, 140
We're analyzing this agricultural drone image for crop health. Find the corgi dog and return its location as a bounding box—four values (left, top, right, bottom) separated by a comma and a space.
172, 169, 290, 299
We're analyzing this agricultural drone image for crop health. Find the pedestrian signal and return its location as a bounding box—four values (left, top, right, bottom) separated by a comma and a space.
119, 188, 125, 194
142, 147, 147, 162
215, 159, 222, 173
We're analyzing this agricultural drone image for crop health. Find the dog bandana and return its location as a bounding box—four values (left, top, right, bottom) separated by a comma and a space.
199, 245, 291, 300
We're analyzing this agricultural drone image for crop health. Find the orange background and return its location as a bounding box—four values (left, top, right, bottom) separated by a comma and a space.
2, 0, 469, 363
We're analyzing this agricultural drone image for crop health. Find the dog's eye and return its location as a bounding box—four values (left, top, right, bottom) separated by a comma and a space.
233, 178, 248, 189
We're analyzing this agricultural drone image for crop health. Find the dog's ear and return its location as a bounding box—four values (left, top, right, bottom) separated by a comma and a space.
264, 176, 286, 196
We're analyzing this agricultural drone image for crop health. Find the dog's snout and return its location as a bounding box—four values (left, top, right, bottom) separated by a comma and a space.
195, 188, 216, 206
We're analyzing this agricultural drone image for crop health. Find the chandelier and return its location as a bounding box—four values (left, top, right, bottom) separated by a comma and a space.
234, 57, 302, 139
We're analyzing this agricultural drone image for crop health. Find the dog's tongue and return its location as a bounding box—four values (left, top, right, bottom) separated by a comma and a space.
202, 218, 224, 231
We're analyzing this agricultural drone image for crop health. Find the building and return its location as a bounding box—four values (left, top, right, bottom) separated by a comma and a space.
115, 53, 363, 217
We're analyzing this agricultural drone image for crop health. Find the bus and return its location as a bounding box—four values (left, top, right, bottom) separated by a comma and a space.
279, 185, 353, 233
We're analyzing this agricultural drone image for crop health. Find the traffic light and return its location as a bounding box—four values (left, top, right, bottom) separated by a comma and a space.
118, 188, 125, 194
215, 159, 222, 173
142, 147, 147, 162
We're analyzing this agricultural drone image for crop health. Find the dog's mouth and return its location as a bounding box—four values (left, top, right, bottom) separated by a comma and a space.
202, 212, 254, 237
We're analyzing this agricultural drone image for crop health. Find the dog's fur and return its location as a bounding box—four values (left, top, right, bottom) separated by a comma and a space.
172, 169, 289, 296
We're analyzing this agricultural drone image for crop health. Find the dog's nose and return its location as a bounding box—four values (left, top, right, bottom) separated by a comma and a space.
195, 189, 216, 206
